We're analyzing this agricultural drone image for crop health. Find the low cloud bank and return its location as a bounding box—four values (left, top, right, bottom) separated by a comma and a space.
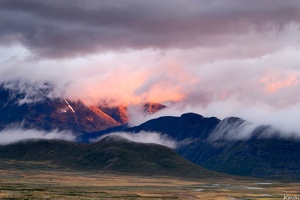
91, 131, 177, 149
208, 118, 254, 141
208, 117, 300, 142
0, 128, 76, 145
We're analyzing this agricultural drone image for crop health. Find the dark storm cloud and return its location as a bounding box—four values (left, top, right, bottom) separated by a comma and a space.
0, 0, 300, 58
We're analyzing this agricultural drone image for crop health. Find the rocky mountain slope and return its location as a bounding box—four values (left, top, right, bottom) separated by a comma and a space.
0, 85, 165, 133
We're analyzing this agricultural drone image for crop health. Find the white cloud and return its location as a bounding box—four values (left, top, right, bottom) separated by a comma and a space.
0, 128, 76, 145
0, 1, 300, 140
91, 131, 177, 149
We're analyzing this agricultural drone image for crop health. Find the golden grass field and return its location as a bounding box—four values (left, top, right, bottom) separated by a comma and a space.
0, 161, 299, 199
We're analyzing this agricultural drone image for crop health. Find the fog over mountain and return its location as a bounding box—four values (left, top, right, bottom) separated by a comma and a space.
0, 128, 75, 145
1, 0, 300, 136
90, 131, 177, 149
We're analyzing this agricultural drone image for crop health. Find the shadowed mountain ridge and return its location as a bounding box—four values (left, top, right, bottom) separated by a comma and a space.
0, 135, 218, 178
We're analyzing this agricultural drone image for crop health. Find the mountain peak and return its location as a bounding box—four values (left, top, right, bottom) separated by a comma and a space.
143, 102, 166, 114
98, 135, 132, 144
180, 113, 204, 122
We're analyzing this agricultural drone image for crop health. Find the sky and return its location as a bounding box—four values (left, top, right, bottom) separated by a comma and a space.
1, 0, 300, 134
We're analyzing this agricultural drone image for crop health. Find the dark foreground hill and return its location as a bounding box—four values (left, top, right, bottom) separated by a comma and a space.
0, 136, 219, 178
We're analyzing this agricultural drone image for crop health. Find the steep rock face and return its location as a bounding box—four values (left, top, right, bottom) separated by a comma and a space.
0, 86, 120, 133
0, 136, 219, 178
98, 105, 129, 124
143, 102, 167, 114
20, 100, 121, 133
0, 85, 168, 133
99, 102, 167, 125
71, 103, 120, 133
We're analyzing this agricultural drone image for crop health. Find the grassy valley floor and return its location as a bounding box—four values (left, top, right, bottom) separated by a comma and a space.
0, 161, 299, 200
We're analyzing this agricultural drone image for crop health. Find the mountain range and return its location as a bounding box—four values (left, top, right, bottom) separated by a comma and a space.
1, 85, 300, 180
0, 84, 164, 133
126, 114, 300, 180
